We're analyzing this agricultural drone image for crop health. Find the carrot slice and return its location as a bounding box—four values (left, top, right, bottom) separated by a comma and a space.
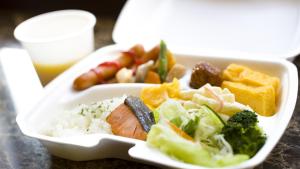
145, 71, 161, 84
168, 122, 194, 142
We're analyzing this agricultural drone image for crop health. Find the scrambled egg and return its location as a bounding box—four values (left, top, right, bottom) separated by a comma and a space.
140, 79, 180, 109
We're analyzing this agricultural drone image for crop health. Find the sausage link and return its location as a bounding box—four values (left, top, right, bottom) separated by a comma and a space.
73, 51, 134, 91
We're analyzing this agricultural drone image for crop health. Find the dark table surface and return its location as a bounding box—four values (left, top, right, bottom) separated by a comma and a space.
0, 10, 300, 169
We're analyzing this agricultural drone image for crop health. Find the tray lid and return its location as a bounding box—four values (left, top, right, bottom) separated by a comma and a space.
113, 0, 300, 60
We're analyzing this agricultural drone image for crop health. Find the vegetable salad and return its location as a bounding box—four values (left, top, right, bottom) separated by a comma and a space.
141, 79, 266, 167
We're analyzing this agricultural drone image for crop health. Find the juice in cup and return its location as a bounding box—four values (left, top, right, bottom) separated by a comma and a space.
33, 61, 76, 85
14, 10, 96, 85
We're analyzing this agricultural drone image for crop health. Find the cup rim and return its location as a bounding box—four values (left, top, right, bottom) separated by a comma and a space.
14, 9, 96, 44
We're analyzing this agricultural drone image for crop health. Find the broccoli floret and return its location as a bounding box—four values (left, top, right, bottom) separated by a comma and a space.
228, 110, 258, 128
228, 110, 258, 127
221, 110, 266, 157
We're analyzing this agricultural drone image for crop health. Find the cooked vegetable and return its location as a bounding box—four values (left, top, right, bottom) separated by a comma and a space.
190, 62, 222, 89
147, 123, 249, 167
140, 45, 160, 64
144, 71, 161, 84
227, 110, 258, 127
135, 60, 154, 82
166, 64, 187, 82
107, 103, 147, 140
221, 110, 266, 157
124, 96, 155, 132
167, 51, 176, 70
116, 68, 134, 83
158, 40, 168, 82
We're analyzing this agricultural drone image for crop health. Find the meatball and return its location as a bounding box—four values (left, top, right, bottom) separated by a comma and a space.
190, 62, 222, 89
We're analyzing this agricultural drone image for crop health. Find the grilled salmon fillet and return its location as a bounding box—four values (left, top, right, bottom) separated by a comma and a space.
107, 103, 147, 140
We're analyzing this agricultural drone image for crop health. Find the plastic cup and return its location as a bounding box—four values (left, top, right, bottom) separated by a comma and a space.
14, 10, 96, 85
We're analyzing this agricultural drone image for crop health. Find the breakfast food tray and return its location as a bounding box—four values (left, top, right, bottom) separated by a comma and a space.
1, 0, 300, 168
1, 44, 298, 169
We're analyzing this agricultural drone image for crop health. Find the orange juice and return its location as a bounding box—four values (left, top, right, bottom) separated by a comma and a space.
34, 61, 75, 86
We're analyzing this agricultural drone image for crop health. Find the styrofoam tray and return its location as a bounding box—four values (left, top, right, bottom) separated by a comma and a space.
1, 44, 297, 169
2, 0, 300, 168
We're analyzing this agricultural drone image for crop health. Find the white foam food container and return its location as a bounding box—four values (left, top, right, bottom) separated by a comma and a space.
1, 0, 299, 168
114, 0, 300, 60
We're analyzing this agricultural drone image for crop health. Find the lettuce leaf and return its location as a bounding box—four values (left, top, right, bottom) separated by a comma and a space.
155, 99, 189, 126
147, 123, 215, 167
147, 123, 249, 167
194, 106, 225, 141
181, 116, 199, 137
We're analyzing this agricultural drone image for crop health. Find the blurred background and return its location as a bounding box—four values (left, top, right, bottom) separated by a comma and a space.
0, 0, 126, 48
0, 0, 125, 15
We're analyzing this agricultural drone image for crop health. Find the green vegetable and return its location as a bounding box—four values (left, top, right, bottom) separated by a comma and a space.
204, 105, 226, 125
221, 110, 266, 157
155, 99, 199, 137
155, 99, 188, 123
147, 123, 249, 167
227, 110, 258, 128
156, 100, 224, 139
148, 101, 250, 167
170, 116, 184, 128
152, 110, 160, 123
194, 106, 225, 141
181, 116, 199, 137
158, 40, 168, 82
215, 154, 249, 167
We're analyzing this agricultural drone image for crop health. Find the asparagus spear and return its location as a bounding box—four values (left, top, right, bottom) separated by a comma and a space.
158, 40, 168, 82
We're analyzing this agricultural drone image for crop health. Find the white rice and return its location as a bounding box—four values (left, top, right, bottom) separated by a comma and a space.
42, 95, 126, 137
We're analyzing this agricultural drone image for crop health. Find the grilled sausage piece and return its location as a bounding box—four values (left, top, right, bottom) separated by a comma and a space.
73, 44, 146, 91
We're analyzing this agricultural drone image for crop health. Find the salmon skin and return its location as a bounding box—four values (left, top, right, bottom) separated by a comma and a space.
107, 103, 147, 140
124, 96, 155, 132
